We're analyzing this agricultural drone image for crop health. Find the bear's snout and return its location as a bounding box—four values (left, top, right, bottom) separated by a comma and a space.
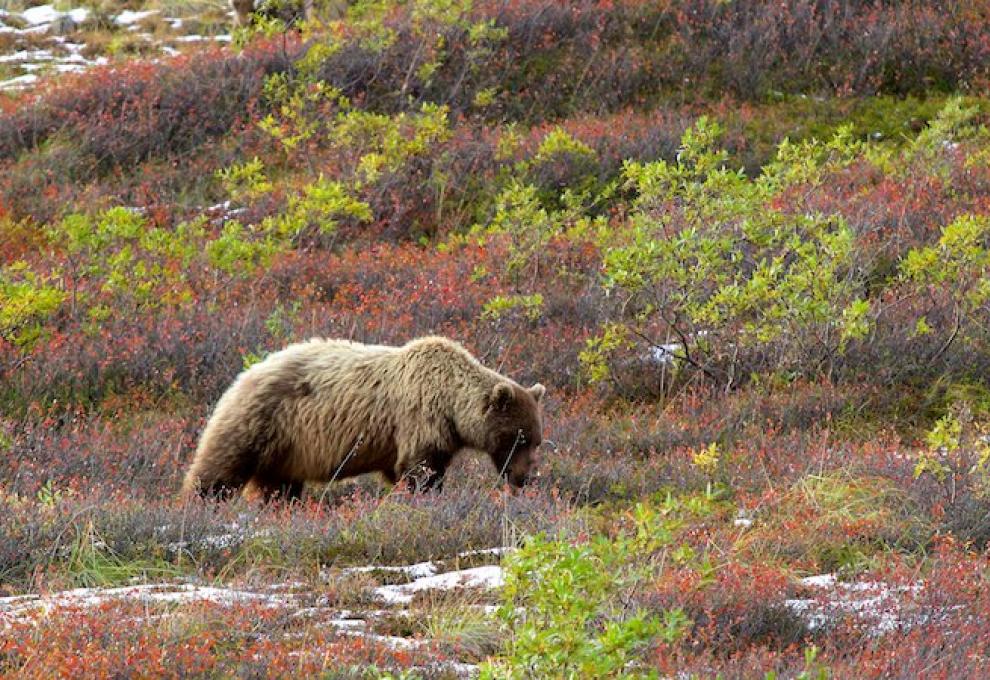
508, 469, 531, 488
504, 448, 539, 487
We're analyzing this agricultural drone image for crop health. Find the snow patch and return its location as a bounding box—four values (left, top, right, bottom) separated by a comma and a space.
458, 546, 512, 559
373, 565, 504, 605
733, 509, 753, 528
799, 573, 838, 589
340, 629, 424, 650
333, 546, 509, 587
647, 343, 682, 365
21, 5, 89, 26
116, 10, 158, 26
0, 73, 38, 90
0, 583, 294, 626
172, 33, 234, 43
205, 200, 248, 219
0, 49, 54, 63
0, 549, 510, 673
786, 573, 924, 635
343, 560, 439, 580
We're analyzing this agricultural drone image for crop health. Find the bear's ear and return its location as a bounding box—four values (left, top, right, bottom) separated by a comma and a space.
490, 383, 514, 411
530, 383, 545, 403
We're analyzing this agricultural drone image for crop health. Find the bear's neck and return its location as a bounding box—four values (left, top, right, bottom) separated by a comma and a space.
452, 374, 504, 451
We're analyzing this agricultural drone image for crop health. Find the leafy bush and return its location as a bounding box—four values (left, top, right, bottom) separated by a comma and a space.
587, 117, 869, 388
0, 263, 65, 348
482, 502, 691, 678
585, 100, 990, 395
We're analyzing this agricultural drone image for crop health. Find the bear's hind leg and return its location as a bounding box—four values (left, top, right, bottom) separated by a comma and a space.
192, 464, 255, 500
184, 446, 259, 501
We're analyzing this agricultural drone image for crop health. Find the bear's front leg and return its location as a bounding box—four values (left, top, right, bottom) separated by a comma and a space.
394, 448, 451, 493
420, 450, 452, 492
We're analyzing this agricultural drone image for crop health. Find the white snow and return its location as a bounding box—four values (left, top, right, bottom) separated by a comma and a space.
335, 547, 509, 586
116, 10, 158, 26
0, 41, 110, 91
0, 5, 236, 93
0, 583, 294, 626
733, 509, 754, 528
344, 560, 439, 580
799, 573, 839, 588
22, 5, 62, 25
205, 200, 248, 221
435, 662, 480, 677
0, 49, 54, 63
340, 629, 424, 649
66, 8, 89, 24
0, 548, 509, 678
53, 62, 87, 73
21, 5, 89, 26
1, 544, 511, 669
785, 573, 924, 635
173, 33, 232, 43
0, 73, 38, 90
167, 531, 247, 552
458, 547, 512, 558
373, 565, 505, 605
647, 343, 682, 366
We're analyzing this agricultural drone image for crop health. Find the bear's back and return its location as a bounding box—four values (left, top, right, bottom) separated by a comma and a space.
267, 337, 394, 367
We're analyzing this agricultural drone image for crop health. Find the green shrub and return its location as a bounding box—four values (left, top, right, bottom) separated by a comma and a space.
589, 117, 867, 386
481, 500, 692, 679
0, 263, 66, 348
586, 100, 990, 392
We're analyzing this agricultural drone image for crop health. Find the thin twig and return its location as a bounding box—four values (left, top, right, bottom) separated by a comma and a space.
929, 303, 962, 365
318, 432, 366, 505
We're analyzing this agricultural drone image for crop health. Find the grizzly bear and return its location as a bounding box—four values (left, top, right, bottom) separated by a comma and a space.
182, 336, 545, 501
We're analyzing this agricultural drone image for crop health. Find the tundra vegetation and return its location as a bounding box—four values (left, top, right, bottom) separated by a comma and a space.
5, 0, 990, 676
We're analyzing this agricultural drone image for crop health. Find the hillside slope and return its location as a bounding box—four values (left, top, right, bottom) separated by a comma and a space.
4, 1, 990, 676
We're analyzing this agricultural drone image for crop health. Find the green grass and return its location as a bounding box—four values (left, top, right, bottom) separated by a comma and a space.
738, 471, 932, 574
62, 522, 184, 589
414, 591, 503, 662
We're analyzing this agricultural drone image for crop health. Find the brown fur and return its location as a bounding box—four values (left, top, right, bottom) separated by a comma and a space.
182, 336, 545, 501
230, 0, 256, 26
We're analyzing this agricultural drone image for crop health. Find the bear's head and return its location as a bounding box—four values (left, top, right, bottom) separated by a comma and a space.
483, 382, 545, 487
